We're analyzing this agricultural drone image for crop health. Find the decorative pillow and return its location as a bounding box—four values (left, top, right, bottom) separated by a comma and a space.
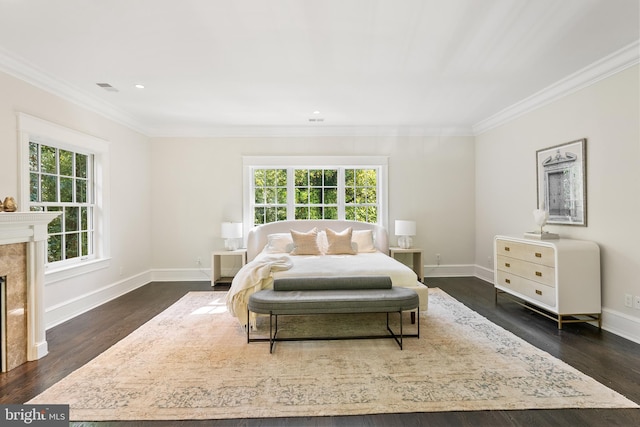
325, 227, 356, 255
290, 228, 322, 255
352, 229, 377, 253
263, 233, 294, 253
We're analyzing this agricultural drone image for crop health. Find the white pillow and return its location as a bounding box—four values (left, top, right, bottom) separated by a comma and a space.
263, 233, 294, 253
352, 229, 377, 253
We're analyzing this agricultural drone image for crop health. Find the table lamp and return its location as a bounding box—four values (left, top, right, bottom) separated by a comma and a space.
221, 222, 243, 250
395, 220, 416, 249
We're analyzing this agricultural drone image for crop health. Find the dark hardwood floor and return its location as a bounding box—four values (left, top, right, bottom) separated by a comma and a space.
2, 277, 639, 427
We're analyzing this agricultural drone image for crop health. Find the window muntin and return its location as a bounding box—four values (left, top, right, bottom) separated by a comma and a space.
248, 164, 383, 227
345, 168, 378, 223
29, 141, 95, 264
294, 169, 339, 220
253, 168, 288, 225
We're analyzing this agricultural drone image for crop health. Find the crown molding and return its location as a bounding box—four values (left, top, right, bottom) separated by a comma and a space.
1, 39, 637, 139
0, 47, 149, 135
473, 40, 640, 135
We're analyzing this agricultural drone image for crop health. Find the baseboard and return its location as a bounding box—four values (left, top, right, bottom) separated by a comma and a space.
45, 264, 640, 346
45, 270, 152, 329
424, 264, 476, 278
474, 265, 494, 283
601, 308, 640, 345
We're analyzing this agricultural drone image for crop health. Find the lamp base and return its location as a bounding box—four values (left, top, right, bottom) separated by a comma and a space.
524, 231, 559, 240
398, 236, 413, 249
224, 238, 240, 250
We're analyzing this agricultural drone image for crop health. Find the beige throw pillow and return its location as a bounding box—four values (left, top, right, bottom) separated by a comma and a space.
290, 228, 322, 255
325, 227, 356, 255
352, 229, 377, 253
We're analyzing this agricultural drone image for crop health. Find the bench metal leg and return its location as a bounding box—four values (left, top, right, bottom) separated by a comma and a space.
386, 310, 404, 350
249, 308, 419, 353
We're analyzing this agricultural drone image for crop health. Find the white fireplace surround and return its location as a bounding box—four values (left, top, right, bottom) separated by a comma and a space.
0, 212, 60, 362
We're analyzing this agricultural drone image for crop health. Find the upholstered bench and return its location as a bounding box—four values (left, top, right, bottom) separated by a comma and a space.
247, 276, 420, 353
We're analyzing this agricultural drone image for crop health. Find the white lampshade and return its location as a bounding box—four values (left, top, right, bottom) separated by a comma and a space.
221, 222, 243, 239
221, 222, 243, 250
395, 220, 416, 236
395, 220, 416, 249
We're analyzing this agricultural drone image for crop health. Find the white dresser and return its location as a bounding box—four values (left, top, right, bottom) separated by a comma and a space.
494, 235, 601, 329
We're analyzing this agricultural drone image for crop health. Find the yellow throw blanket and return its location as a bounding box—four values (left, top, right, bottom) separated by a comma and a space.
225, 254, 293, 327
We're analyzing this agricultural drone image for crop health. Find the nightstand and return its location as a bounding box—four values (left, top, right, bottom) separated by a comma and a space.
211, 249, 247, 286
389, 247, 423, 282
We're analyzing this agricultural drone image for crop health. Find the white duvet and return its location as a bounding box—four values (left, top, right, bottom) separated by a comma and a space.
225, 251, 418, 325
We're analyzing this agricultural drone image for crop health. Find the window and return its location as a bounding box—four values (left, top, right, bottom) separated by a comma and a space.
244, 156, 388, 229
28, 142, 94, 263
18, 114, 110, 281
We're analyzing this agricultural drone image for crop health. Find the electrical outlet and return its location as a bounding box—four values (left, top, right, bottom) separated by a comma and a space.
634, 296, 640, 310
625, 294, 633, 308
436, 254, 441, 266
196, 256, 202, 266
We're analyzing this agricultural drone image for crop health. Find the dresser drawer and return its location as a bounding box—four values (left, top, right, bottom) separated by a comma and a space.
495, 239, 555, 267
496, 255, 556, 287
496, 270, 557, 308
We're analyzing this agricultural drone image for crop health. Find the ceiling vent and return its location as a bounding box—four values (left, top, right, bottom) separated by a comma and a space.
96, 83, 119, 92
308, 118, 324, 122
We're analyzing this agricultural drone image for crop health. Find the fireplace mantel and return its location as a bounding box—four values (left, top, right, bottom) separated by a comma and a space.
0, 211, 60, 368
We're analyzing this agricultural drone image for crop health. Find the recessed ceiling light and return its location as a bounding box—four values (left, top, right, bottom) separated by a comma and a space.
135, 84, 145, 89
313, 110, 320, 115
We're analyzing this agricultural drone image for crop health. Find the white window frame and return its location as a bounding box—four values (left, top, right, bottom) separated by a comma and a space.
243, 156, 388, 235
17, 113, 111, 283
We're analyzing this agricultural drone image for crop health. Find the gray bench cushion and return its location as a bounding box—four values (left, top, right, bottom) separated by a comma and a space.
273, 276, 392, 291
248, 287, 419, 315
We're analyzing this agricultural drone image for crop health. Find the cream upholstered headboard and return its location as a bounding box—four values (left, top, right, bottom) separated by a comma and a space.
246, 220, 389, 262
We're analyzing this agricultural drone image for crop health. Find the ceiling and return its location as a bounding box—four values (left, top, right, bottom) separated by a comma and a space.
0, 0, 638, 137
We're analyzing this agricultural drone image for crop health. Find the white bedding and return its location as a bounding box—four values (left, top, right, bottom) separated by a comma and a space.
270, 252, 417, 285
225, 251, 419, 325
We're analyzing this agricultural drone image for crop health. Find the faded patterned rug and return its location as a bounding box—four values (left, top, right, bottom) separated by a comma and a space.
28, 288, 638, 420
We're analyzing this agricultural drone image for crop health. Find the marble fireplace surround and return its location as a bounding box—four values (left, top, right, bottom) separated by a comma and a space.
0, 212, 60, 372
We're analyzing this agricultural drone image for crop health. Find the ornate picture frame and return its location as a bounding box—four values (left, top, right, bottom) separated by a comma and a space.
536, 139, 587, 226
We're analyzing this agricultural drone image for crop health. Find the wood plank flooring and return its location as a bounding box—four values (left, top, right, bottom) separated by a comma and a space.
1, 277, 639, 426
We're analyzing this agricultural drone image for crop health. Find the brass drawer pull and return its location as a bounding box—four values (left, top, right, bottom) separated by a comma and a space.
505, 278, 511, 284
535, 252, 542, 258
535, 271, 542, 277
505, 246, 510, 251
535, 289, 542, 295
505, 262, 510, 268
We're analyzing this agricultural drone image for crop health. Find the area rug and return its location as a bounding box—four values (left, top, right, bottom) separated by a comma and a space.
28, 288, 638, 420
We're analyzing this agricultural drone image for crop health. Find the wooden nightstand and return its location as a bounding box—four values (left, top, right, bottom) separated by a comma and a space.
211, 249, 247, 286
389, 247, 423, 282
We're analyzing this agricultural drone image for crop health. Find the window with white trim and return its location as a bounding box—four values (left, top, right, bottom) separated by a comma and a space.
244, 156, 388, 229
29, 141, 95, 263
18, 114, 110, 279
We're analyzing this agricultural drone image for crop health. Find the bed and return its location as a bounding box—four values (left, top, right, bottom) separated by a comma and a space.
225, 219, 428, 326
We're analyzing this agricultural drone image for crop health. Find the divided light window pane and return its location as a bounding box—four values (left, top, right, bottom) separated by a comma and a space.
29, 141, 95, 264
251, 166, 379, 227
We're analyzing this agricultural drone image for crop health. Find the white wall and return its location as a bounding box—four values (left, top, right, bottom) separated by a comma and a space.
149, 135, 476, 277
475, 65, 640, 342
0, 71, 153, 327
4, 58, 636, 342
